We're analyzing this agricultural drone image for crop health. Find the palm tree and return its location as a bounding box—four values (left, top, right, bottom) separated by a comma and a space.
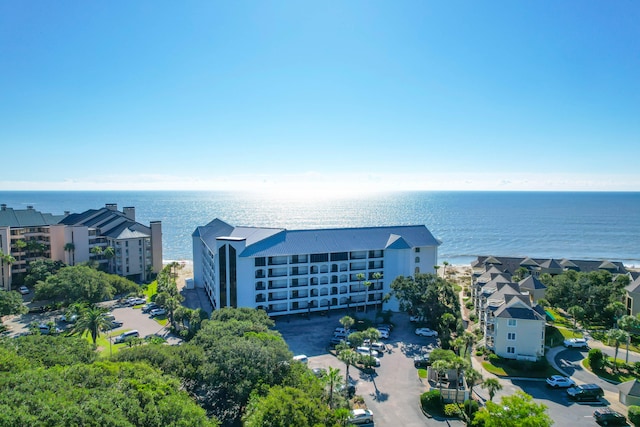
70, 305, 113, 345
325, 366, 342, 409
64, 242, 75, 265
450, 356, 469, 389
356, 273, 366, 311
482, 378, 502, 401
339, 315, 354, 334
14, 239, 26, 273
442, 261, 449, 276
567, 305, 585, 330
606, 328, 629, 371
363, 280, 372, 314
372, 272, 383, 311
451, 336, 466, 356
338, 349, 358, 385
462, 331, 477, 358
431, 360, 450, 396
104, 246, 115, 273
465, 368, 483, 399
0, 251, 15, 290
618, 314, 640, 363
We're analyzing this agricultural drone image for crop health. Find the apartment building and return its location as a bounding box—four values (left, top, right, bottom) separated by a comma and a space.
192, 218, 441, 315
0, 203, 162, 290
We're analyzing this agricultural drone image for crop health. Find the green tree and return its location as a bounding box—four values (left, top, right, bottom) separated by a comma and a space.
482, 378, 503, 402
567, 305, 585, 330
325, 366, 342, 409
243, 386, 332, 427
588, 348, 604, 370
1, 334, 96, 367
618, 314, 640, 363
432, 360, 450, 396
363, 280, 373, 313
465, 368, 483, 400
70, 304, 113, 345
339, 315, 354, 333
338, 348, 358, 384
103, 245, 116, 272
0, 290, 28, 318
606, 328, 629, 371
63, 242, 75, 264
472, 391, 552, 427
372, 272, 383, 311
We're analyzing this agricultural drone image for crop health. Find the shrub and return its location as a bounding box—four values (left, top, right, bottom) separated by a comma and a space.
488, 353, 500, 363
629, 405, 640, 426
420, 390, 442, 412
588, 348, 604, 370
469, 313, 477, 322
633, 361, 640, 375
444, 403, 462, 418
465, 301, 474, 310
464, 399, 479, 418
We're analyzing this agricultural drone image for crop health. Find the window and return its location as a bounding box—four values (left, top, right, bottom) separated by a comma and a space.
415, 257, 420, 263
507, 346, 515, 354
507, 332, 516, 340
255, 257, 266, 267
415, 248, 420, 253
508, 319, 517, 327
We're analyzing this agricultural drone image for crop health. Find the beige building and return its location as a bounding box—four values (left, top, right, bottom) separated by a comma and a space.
0, 203, 162, 290
625, 275, 640, 316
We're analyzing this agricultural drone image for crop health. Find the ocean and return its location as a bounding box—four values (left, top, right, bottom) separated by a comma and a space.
1, 191, 639, 267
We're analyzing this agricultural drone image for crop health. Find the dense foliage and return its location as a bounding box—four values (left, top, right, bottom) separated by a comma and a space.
391, 273, 462, 346
0, 290, 28, 317
34, 265, 138, 304
472, 391, 553, 427
0, 336, 217, 427
543, 270, 629, 326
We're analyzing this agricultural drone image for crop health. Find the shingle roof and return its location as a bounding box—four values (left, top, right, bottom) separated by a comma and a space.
494, 298, 544, 320
195, 219, 440, 258
619, 379, 640, 397
626, 276, 640, 294
473, 256, 628, 275
519, 275, 547, 290
60, 207, 151, 239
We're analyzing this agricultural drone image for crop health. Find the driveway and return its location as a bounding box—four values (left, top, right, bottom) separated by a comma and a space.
275, 311, 464, 427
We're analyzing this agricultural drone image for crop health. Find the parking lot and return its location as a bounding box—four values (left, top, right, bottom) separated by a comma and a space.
275, 311, 462, 427
2, 301, 180, 345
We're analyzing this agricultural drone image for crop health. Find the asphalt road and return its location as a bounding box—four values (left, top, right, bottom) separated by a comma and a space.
276, 311, 464, 427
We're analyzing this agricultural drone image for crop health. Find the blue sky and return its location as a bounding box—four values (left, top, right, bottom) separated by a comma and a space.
1, 1, 638, 192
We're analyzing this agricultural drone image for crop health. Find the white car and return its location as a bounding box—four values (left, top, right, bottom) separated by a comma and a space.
356, 346, 380, 358
348, 408, 373, 425
149, 308, 166, 317
415, 328, 438, 337
376, 328, 389, 339
564, 338, 588, 348
18, 286, 29, 295
546, 375, 576, 388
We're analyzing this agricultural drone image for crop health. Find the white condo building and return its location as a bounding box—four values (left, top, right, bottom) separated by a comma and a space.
192, 219, 441, 316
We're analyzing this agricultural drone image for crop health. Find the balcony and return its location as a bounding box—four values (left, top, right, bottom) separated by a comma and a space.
268, 268, 288, 278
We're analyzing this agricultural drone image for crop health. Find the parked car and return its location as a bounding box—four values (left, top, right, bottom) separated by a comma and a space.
376, 328, 389, 339
127, 297, 146, 306
564, 338, 588, 348
312, 367, 326, 378
348, 409, 373, 425
337, 380, 356, 398
114, 330, 139, 344
415, 328, 438, 337
414, 354, 431, 368
109, 320, 124, 329
142, 303, 159, 313
149, 308, 166, 317
546, 375, 575, 388
567, 383, 604, 401
330, 336, 350, 347
60, 313, 77, 323
356, 346, 379, 358
593, 407, 627, 425
293, 354, 308, 364
18, 286, 30, 295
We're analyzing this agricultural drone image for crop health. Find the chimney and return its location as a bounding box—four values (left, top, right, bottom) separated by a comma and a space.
123, 206, 135, 221
106, 203, 118, 211
27, 205, 34, 210
1, 204, 6, 211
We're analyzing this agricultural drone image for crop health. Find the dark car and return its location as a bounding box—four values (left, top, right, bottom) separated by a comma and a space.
593, 407, 627, 425
567, 383, 604, 401
414, 354, 431, 368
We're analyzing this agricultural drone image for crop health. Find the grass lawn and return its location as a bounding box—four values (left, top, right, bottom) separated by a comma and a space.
418, 368, 427, 379
154, 315, 168, 326
83, 330, 132, 356
582, 358, 636, 384
143, 281, 158, 301
481, 360, 560, 378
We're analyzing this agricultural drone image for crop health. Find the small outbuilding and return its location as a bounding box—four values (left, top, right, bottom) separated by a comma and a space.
618, 379, 640, 406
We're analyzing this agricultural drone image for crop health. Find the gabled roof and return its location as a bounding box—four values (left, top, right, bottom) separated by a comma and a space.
559, 258, 578, 268
538, 258, 563, 270
195, 220, 440, 258
519, 275, 547, 290
60, 207, 151, 239
494, 297, 544, 320
473, 256, 628, 276
520, 257, 539, 267
0, 206, 66, 227
619, 379, 640, 397
626, 276, 640, 294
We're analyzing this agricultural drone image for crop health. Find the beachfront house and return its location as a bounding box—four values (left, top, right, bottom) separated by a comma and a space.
192, 218, 441, 315
625, 274, 640, 316
0, 203, 162, 290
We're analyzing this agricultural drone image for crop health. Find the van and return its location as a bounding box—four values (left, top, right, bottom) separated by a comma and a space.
114, 330, 139, 344
292, 354, 308, 364
567, 383, 604, 401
